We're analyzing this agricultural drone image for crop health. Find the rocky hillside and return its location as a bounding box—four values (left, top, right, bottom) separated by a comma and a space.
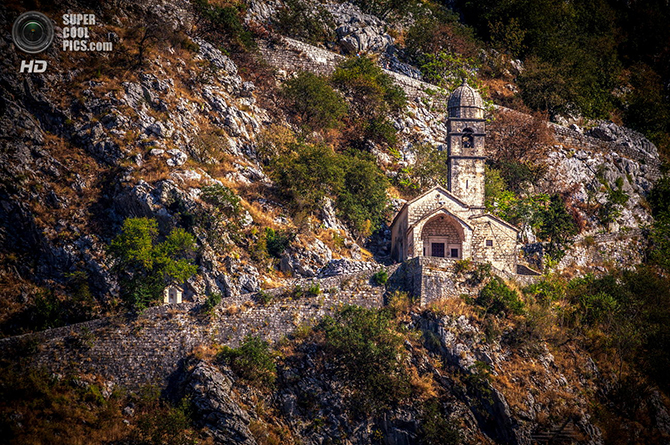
1, 0, 670, 444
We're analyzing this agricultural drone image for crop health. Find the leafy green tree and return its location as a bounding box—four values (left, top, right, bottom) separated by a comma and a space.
331, 56, 406, 148
337, 153, 390, 235
193, 0, 255, 50
475, 276, 524, 316
421, 51, 483, 93
537, 194, 578, 261
282, 72, 348, 132
264, 227, 294, 258
648, 176, 670, 270
331, 56, 406, 113
320, 305, 411, 411
349, 0, 417, 20
274, 0, 334, 45
109, 218, 197, 310
218, 335, 277, 386
270, 143, 389, 235
271, 143, 344, 210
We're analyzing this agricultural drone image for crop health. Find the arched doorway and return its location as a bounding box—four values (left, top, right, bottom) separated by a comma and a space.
421, 214, 463, 259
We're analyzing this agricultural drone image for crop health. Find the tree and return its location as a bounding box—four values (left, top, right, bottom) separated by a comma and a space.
537, 194, 578, 261
331, 56, 406, 147
270, 143, 389, 235
337, 153, 390, 235
282, 72, 348, 132
109, 218, 197, 310
321, 305, 411, 411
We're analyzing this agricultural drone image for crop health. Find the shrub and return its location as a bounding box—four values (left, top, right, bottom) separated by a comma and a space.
307, 283, 321, 297
257, 290, 273, 306
133, 394, 194, 445
202, 292, 222, 315
271, 143, 343, 211
405, 6, 478, 64
108, 218, 197, 310
320, 305, 411, 411
265, 228, 294, 259
536, 194, 579, 261
332, 56, 406, 112
421, 51, 483, 93
282, 72, 347, 132
474, 277, 524, 316
270, 143, 389, 235
274, 0, 334, 45
404, 143, 451, 192
193, 0, 255, 50
420, 399, 461, 445
349, 0, 417, 19
336, 153, 390, 235
331, 56, 405, 148
372, 269, 388, 285
218, 335, 277, 386
200, 184, 241, 217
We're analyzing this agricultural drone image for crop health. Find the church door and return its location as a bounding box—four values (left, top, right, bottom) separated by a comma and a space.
431, 243, 445, 257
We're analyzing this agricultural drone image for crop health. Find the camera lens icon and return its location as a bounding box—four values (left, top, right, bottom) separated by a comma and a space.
12, 12, 54, 54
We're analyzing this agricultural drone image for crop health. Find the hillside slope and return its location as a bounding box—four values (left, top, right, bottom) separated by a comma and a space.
1, 0, 669, 444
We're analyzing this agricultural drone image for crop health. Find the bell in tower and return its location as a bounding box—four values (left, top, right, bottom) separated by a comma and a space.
446, 80, 486, 209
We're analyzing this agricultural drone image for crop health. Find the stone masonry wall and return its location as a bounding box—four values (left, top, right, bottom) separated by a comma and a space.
259, 37, 444, 103
0, 268, 392, 390
471, 217, 518, 274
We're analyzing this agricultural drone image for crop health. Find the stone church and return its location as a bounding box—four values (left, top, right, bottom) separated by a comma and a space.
390, 81, 519, 274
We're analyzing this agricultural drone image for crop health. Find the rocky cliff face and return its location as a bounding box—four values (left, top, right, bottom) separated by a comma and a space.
1, 0, 668, 444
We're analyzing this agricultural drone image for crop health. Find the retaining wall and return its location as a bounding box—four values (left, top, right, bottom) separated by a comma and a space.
0, 268, 391, 390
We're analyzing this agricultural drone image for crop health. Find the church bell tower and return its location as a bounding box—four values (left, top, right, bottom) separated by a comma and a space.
446, 80, 486, 209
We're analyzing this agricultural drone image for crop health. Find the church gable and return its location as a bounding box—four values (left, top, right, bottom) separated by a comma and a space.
406, 186, 469, 227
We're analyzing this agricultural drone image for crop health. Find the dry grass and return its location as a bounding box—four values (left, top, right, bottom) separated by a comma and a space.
425, 295, 477, 319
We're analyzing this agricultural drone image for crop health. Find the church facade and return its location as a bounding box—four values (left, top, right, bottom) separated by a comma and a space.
390, 82, 519, 274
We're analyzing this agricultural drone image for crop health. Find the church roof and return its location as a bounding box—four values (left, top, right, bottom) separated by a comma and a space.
469, 213, 520, 233
448, 80, 484, 118
390, 185, 469, 228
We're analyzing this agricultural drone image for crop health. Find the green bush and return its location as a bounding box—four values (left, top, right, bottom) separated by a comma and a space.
320, 305, 411, 412
536, 194, 578, 261
474, 277, 524, 316
257, 290, 273, 306
336, 153, 390, 235
274, 0, 334, 45
193, 0, 255, 50
218, 335, 277, 387
307, 282, 321, 297
108, 218, 197, 310
331, 56, 406, 148
265, 228, 294, 259
349, 0, 418, 19
270, 143, 389, 235
271, 143, 343, 210
282, 72, 347, 132
421, 51, 483, 93
133, 394, 194, 445
332, 56, 406, 112
372, 269, 388, 285
200, 184, 241, 217
400, 143, 450, 193
420, 399, 461, 445
202, 292, 222, 315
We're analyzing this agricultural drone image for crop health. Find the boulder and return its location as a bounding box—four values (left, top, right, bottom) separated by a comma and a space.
186, 361, 257, 445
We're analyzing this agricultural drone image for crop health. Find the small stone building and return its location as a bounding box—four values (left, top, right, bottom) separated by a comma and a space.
390, 81, 518, 274
163, 284, 183, 304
